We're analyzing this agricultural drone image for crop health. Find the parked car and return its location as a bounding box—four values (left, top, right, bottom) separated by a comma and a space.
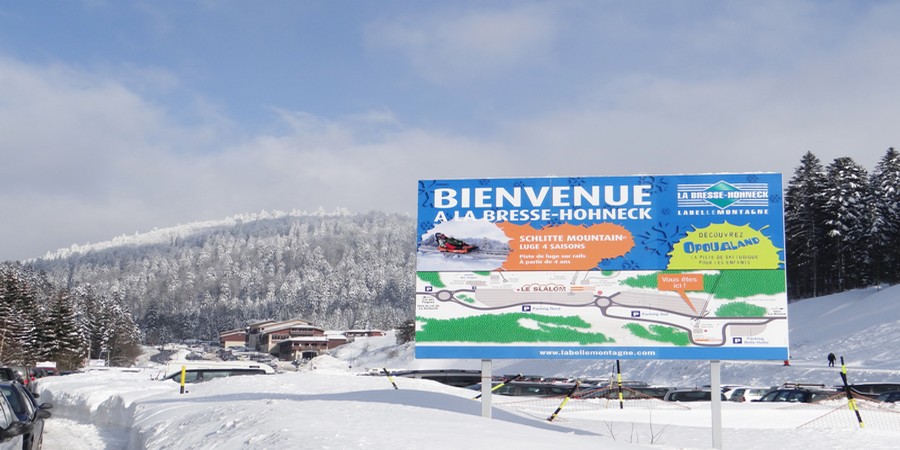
0, 387, 29, 450
159, 361, 275, 384
754, 388, 834, 403
838, 383, 900, 397
574, 385, 670, 400
391, 369, 483, 387
25, 370, 44, 381
0, 382, 51, 450
663, 388, 727, 402
875, 391, 900, 403
3, 369, 32, 393
0, 371, 21, 385
36, 368, 57, 377
729, 386, 772, 403
487, 381, 578, 397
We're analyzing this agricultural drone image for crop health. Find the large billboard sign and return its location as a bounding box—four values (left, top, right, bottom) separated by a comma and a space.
415, 173, 788, 360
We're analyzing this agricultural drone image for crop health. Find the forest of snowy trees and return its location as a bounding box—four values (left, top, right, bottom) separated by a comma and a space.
30, 211, 417, 345
0, 264, 142, 370
785, 148, 900, 298
0, 148, 896, 367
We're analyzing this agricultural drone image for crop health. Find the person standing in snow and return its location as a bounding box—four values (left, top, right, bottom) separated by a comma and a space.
827, 352, 836, 367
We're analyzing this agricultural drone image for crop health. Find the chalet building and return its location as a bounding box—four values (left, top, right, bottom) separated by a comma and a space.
227, 319, 360, 361
273, 336, 329, 361
257, 323, 325, 353
246, 318, 312, 351
218, 328, 248, 349
324, 331, 348, 349
343, 329, 386, 339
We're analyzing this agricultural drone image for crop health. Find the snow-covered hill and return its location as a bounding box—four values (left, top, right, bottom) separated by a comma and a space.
38, 208, 351, 260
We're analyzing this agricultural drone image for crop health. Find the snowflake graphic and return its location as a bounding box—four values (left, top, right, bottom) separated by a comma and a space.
639, 175, 670, 194
598, 256, 642, 271
635, 221, 689, 256
545, 217, 565, 228
418, 180, 437, 207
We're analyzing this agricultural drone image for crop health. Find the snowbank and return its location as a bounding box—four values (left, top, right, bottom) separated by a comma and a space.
32, 285, 900, 449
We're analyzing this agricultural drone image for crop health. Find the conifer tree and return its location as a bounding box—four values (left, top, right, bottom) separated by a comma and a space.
869, 147, 900, 284
0, 267, 36, 364
822, 157, 871, 291
395, 319, 415, 344
785, 152, 828, 298
45, 290, 87, 370
0, 267, 24, 363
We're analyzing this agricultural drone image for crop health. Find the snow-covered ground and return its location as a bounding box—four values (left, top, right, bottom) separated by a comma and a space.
32, 285, 900, 449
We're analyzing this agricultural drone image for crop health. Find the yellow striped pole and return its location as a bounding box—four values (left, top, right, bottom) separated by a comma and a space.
839, 357, 864, 428
547, 381, 581, 422
383, 367, 399, 390
616, 360, 624, 409
473, 373, 520, 400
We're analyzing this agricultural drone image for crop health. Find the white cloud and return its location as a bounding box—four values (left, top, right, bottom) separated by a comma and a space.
366, 5, 558, 84
2, 1, 900, 260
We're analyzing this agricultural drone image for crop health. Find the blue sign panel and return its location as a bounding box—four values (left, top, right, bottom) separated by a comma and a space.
415, 173, 788, 360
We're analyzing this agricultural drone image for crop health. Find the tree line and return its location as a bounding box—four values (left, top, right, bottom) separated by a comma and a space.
785, 148, 900, 298
0, 263, 142, 370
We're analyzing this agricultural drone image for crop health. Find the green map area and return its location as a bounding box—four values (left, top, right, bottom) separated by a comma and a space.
416, 313, 615, 345
623, 324, 690, 346
714, 301, 766, 317
417, 271, 446, 288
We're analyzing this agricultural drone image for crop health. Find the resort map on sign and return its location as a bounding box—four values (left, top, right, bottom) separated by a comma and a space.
416, 269, 787, 359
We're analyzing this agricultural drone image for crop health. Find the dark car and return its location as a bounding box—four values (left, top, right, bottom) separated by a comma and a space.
0, 382, 50, 450
491, 382, 578, 397
0, 371, 21, 385
839, 383, 900, 397
3, 370, 33, 394
574, 385, 670, 400
36, 369, 57, 378
0, 386, 30, 450
875, 391, 900, 403
663, 389, 728, 402
391, 369, 483, 387
754, 388, 834, 403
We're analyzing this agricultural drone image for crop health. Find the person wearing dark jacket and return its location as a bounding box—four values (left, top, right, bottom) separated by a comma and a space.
827, 352, 837, 367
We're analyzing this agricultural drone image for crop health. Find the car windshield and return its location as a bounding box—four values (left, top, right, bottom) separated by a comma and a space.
670, 391, 710, 401
0, 386, 23, 414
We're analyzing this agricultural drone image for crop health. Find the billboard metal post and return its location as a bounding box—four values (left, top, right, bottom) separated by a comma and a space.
710, 360, 722, 449
481, 359, 492, 418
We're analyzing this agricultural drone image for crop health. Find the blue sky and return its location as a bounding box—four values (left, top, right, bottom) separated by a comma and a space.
1, 1, 898, 261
